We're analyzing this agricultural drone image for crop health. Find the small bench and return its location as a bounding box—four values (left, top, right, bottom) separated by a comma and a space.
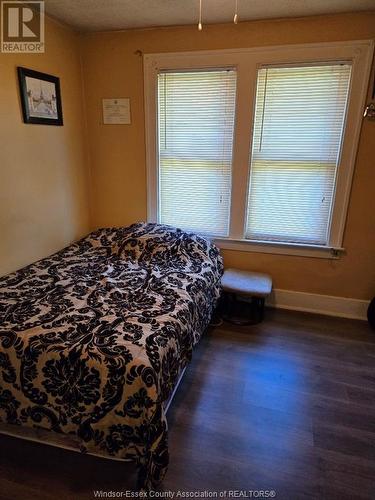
221, 268, 273, 325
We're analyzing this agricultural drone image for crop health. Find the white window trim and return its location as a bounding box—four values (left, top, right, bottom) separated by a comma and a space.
144, 40, 374, 259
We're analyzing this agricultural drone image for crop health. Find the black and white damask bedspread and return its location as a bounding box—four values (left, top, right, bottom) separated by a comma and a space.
0, 222, 223, 488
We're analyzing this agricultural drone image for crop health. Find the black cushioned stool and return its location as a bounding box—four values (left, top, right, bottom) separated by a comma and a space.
221, 268, 272, 325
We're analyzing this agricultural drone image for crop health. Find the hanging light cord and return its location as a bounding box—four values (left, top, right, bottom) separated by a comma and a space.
198, 0, 202, 30
198, 0, 239, 31
234, 0, 238, 24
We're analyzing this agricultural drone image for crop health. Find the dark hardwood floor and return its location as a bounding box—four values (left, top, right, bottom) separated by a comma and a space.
1, 309, 375, 500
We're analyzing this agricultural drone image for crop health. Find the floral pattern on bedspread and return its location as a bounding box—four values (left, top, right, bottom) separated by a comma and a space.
0, 222, 223, 488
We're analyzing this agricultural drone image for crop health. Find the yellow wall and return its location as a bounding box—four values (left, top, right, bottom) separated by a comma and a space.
0, 17, 90, 276
1, 12, 374, 301
80, 12, 375, 301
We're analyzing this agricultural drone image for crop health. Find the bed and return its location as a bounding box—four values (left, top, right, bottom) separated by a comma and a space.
0, 222, 223, 489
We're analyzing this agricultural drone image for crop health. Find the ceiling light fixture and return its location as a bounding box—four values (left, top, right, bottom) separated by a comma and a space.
198, 0, 239, 31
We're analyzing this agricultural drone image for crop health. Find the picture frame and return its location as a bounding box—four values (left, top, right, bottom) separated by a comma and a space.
17, 67, 63, 126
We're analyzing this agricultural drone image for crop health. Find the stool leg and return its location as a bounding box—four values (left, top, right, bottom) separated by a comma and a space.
216, 292, 225, 316
222, 293, 264, 326
259, 297, 265, 322
223, 291, 235, 317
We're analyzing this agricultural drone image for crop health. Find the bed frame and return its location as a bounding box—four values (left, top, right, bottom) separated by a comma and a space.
0, 367, 186, 462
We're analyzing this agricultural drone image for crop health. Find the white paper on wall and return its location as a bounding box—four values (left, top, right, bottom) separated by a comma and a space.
102, 98, 131, 124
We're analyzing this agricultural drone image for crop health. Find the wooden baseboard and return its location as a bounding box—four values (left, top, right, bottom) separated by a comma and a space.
265, 288, 369, 320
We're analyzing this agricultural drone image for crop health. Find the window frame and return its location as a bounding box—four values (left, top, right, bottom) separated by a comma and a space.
144, 40, 374, 259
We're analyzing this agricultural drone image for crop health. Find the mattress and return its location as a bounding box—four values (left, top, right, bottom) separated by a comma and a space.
0, 222, 223, 488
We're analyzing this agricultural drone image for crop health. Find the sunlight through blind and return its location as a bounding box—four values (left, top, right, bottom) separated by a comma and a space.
246, 63, 351, 245
158, 69, 236, 236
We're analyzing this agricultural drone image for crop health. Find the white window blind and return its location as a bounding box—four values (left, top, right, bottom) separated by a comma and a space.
246, 63, 352, 245
158, 69, 236, 236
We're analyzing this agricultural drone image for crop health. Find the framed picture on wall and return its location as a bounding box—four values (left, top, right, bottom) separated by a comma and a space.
17, 67, 63, 125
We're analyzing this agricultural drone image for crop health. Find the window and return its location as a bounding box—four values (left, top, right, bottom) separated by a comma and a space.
158, 70, 236, 236
246, 64, 351, 246
144, 41, 373, 257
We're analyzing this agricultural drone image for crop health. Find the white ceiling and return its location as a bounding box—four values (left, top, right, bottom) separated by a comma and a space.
44, 0, 375, 33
